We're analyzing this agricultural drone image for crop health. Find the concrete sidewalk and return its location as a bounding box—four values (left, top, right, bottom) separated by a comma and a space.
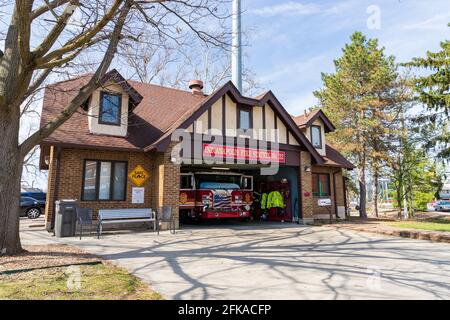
20, 218, 450, 300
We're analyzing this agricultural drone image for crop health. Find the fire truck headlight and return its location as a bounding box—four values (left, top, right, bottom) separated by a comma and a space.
245, 205, 251, 211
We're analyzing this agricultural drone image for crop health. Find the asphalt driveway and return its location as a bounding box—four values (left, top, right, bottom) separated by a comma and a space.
20, 220, 450, 299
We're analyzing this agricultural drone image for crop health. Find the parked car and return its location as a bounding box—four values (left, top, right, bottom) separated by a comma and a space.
21, 191, 46, 201
435, 200, 450, 212
20, 196, 45, 219
349, 200, 360, 212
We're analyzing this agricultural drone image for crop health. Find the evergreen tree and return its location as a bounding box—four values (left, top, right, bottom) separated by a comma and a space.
406, 23, 450, 158
315, 32, 400, 218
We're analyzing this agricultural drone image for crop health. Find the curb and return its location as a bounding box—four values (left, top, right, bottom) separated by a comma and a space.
331, 224, 450, 243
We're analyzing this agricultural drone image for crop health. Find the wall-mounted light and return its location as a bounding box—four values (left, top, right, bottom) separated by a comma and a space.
304, 166, 311, 172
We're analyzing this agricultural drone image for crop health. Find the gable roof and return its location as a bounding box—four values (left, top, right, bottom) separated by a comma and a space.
146, 80, 325, 165
100, 69, 143, 106
293, 109, 335, 133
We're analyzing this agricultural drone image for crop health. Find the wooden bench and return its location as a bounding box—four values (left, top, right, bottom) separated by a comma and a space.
97, 208, 156, 239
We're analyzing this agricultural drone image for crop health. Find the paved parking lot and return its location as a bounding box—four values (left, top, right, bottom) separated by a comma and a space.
21, 219, 450, 300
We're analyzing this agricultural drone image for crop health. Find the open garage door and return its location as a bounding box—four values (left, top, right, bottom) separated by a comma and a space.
178, 165, 299, 225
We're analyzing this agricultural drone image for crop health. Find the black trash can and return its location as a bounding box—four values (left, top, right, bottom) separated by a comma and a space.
54, 200, 78, 237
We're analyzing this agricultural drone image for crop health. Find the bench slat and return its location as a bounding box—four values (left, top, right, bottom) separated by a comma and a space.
97, 208, 157, 238
101, 218, 154, 224
98, 208, 153, 221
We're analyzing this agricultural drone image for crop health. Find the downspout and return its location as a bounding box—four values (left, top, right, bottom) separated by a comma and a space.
343, 176, 348, 218
297, 166, 302, 223
51, 146, 62, 233
332, 169, 341, 219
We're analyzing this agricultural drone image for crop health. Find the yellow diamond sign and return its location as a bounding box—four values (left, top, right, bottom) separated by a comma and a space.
128, 165, 150, 187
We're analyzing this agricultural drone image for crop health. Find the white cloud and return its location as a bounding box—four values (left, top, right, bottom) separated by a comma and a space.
284, 92, 319, 115
252, 1, 321, 17
251, 0, 359, 18
258, 54, 327, 84
402, 13, 450, 30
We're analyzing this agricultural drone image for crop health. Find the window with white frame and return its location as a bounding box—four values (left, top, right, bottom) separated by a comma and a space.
310, 125, 322, 149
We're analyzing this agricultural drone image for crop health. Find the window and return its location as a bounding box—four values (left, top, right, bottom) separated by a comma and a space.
241, 176, 253, 190
310, 125, 322, 149
312, 173, 330, 197
99, 92, 122, 125
82, 160, 127, 201
238, 106, 252, 130
180, 174, 194, 189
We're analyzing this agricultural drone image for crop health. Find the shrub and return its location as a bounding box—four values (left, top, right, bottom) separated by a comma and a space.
413, 192, 434, 211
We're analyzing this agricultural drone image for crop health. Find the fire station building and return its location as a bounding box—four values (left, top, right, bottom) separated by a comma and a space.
39, 69, 354, 232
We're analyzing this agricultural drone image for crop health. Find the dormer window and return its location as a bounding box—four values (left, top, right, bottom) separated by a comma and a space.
310, 125, 322, 149
238, 105, 252, 130
99, 92, 122, 125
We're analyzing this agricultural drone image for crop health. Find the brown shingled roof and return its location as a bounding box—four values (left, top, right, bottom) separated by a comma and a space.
291, 110, 353, 169
40, 73, 207, 151
322, 144, 355, 169
292, 109, 335, 133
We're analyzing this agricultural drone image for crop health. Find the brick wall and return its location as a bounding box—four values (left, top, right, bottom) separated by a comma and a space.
162, 143, 181, 228
299, 151, 313, 223
45, 148, 155, 231
148, 144, 181, 229
311, 166, 345, 219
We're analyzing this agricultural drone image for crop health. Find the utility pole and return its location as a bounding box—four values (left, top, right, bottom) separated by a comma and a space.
231, 0, 242, 92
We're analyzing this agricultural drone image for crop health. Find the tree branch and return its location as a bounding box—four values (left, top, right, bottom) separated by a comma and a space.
16, 0, 33, 63
34, 0, 122, 67
20, 0, 134, 157
24, 68, 53, 99
31, 0, 71, 20
32, 0, 79, 58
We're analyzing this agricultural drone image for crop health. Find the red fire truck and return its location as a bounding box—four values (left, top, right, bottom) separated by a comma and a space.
179, 171, 253, 222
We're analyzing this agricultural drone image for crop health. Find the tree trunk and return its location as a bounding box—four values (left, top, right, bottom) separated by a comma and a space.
0, 107, 23, 255
408, 175, 414, 218
358, 158, 367, 218
372, 164, 379, 217
396, 184, 402, 219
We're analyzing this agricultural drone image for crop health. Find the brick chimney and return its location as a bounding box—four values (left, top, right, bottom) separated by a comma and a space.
188, 80, 204, 96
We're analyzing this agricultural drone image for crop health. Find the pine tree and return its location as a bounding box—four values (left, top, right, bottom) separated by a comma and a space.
406, 23, 450, 158
314, 32, 400, 218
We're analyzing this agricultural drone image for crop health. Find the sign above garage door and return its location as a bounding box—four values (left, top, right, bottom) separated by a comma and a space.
203, 144, 286, 164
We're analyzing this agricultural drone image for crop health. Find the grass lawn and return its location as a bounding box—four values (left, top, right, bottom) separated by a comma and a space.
388, 218, 450, 233
0, 244, 162, 300
0, 262, 162, 300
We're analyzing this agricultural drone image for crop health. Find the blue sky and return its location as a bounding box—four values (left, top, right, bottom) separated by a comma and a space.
242, 0, 450, 115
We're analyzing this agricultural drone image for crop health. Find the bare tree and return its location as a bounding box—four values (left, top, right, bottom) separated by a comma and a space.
0, 0, 231, 255
119, 26, 263, 95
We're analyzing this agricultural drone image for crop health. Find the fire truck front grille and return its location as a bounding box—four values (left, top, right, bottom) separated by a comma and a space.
213, 193, 232, 209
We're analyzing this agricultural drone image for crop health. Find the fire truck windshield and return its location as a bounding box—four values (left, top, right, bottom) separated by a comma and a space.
196, 174, 242, 190
199, 182, 240, 190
